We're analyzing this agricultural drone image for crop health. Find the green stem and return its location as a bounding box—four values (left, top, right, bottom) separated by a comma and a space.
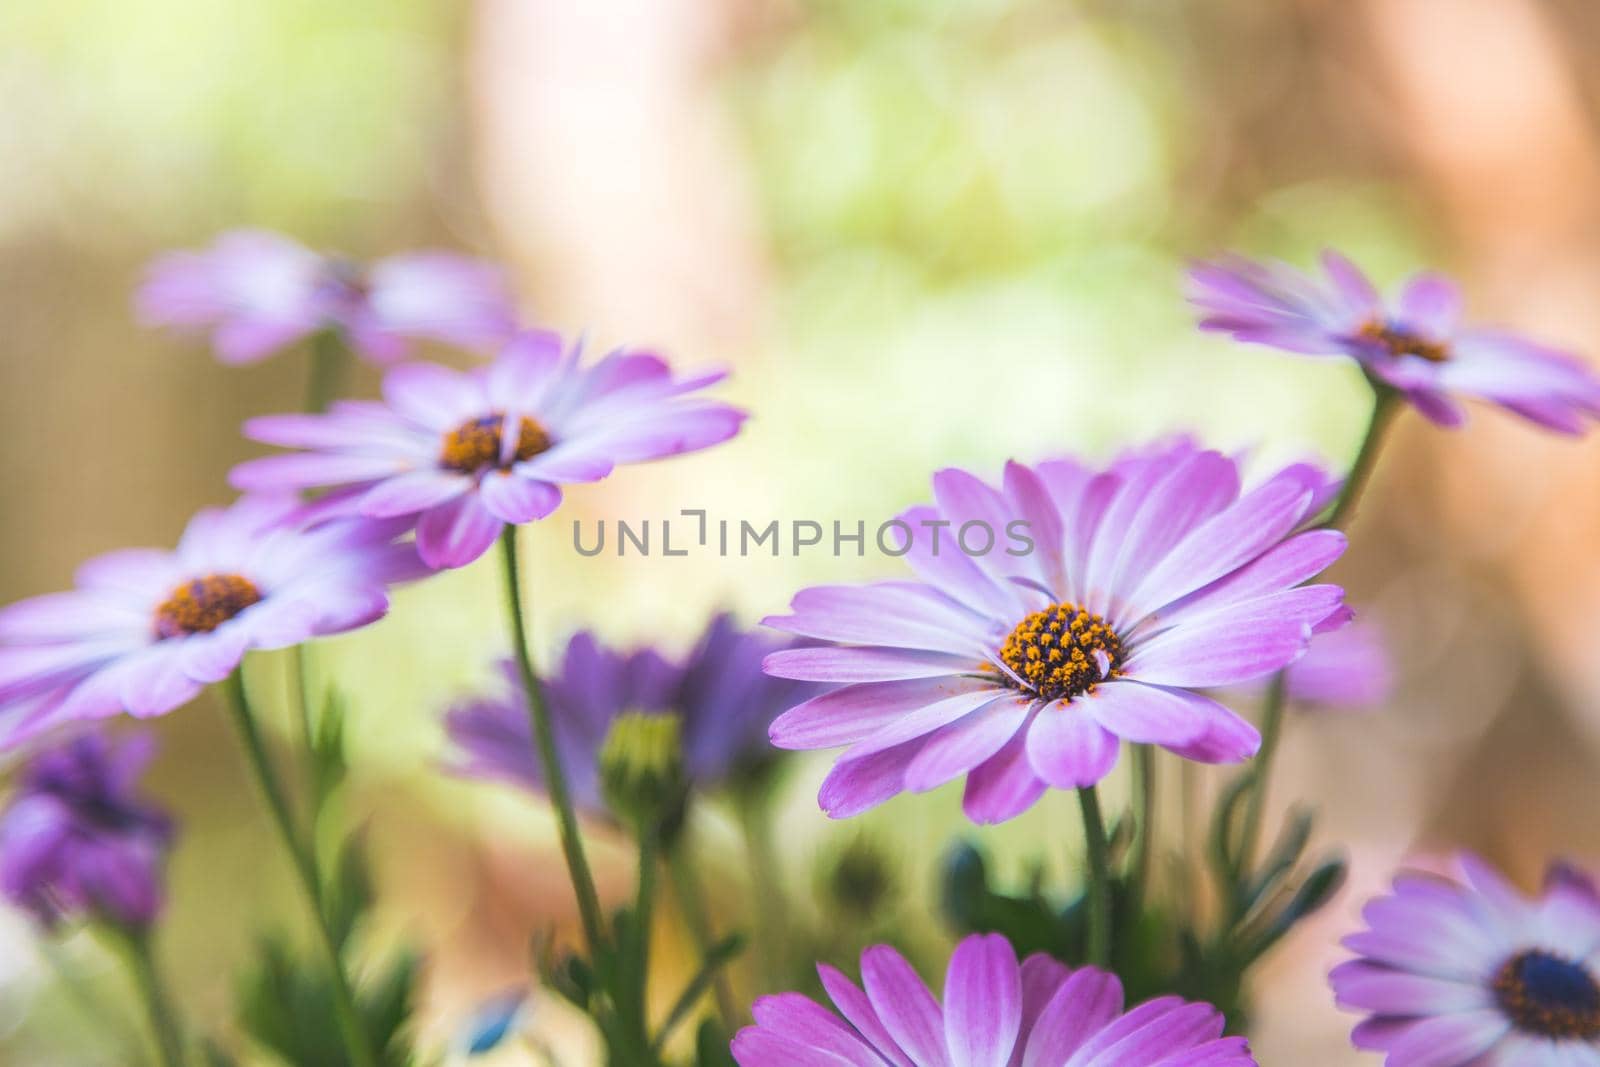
293, 329, 348, 843
1232, 384, 1398, 885
631, 832, 659, 1042
498, 526, 608, 954
1237, 672, 1288, 879
1325, 383, 1401, 531
221, 672, 378, 1067
735, 790, 787, 993
104, 924, 187, 1067
305, 330, 350, 414
667, 844, 740, 1030
1077, 785, 1112, 968
289, 645, 327, 839
1131, 745, 1156, 912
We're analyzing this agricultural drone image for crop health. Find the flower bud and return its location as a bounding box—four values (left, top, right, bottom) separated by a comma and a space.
818, 835, 898, 926
599, 713, 688, 838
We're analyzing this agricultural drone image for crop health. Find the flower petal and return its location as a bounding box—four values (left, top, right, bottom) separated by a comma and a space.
1025, 707, 1119, 789
861, 945, 951, 1067
944, 934, 1022, 1067
477, 473, 563, 524
962, 726, 1048, 825
416, 493, 503, 569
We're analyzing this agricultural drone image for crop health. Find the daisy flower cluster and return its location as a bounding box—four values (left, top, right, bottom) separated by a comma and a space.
0, 225, 1596, 1067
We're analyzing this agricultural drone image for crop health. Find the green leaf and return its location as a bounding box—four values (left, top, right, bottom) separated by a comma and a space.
939, 843, 1075, 961
1240, 808, 1314, 911
652, 933, 746, 1055
310, 686, 351, 803
1240, 856, 1347, 963
322, 835, 375, 950
201, 1041, 239, 1067
235, 935, 420, 1067
693, 1017, 738, 1067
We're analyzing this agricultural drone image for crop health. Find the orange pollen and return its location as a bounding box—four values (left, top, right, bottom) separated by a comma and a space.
153, 574, 262, 639
996, 602, 1124, 702
1492, 951, 1600, 1040
1358, 320, 1449, 363
439, 414, 552, 474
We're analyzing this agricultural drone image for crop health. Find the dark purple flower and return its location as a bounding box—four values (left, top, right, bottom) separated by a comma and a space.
733, 932, 1256, 1066
1333, 854, 1600, 1066
0, 495, 423, 748
0, 733, 173, 929
137, 229, 518, 365
230, 330, 746, 569
763, 441, 1350, 823
1189, 251, 1600, 433
445, 615, 813, 812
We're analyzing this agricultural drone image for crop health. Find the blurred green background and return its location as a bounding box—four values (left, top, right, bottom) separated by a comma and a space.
7, 0, 1600, 1063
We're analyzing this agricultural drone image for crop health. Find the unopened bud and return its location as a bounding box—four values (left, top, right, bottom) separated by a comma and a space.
819, 835, 898, 926
599, 712, 688, 836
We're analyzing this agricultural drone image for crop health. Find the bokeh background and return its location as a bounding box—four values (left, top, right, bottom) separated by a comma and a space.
6, 0, 1600, 1063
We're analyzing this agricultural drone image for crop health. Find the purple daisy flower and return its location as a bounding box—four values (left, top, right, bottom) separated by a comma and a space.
1333, 854, 1600, 1066
446, 615, 814, 811
1189, 251, 1600, 433
137, 229, 518, 365
229, 330, 746, 569
0, 733, 173, 929
0, 495, 422, 747
732, 932, 1256, 1066
763, 444, 1348, 823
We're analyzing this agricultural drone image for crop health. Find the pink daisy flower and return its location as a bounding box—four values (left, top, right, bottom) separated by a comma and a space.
0, 496, 422, 747
137, 229, 518, 365
1189, 251, 1600, 433
764, 442, 1350, 823
229, 330, 746, 569
734, 932, 1256, 1066
1334, 854, 1600, 1066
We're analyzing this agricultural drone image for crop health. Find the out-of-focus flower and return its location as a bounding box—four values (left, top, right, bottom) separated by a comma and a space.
0, 734, 173, 929
445, 616, 813, 813
1333, 854, 1600, 1066
137, 230, 518, 365
0, 495, 422, 747
231, 330, 746, 569
1285, 619, 1392, 711
763, 444, 1349, 823
455, 988, 529, 1057
732, 932, 1256, 1066
1189, 251, 1600, 433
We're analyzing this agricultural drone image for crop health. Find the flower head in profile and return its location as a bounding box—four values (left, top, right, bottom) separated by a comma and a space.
0, 495, 422, 747
0, 733, 173, 929
1333, 854, 1600, 1066
733, 932, 1255, 1066
764, 442, 1348, 823
231, 330, 745, 569
1189, 251, 1600, 433
445, 615, 814, 813
137, 229, 518, 365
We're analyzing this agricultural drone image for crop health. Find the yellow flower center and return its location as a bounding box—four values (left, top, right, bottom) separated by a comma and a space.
439, 414, 552, 474
1359, 320, 1449, 363
153, 574, 263, 639
997, 602, 1124, 702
